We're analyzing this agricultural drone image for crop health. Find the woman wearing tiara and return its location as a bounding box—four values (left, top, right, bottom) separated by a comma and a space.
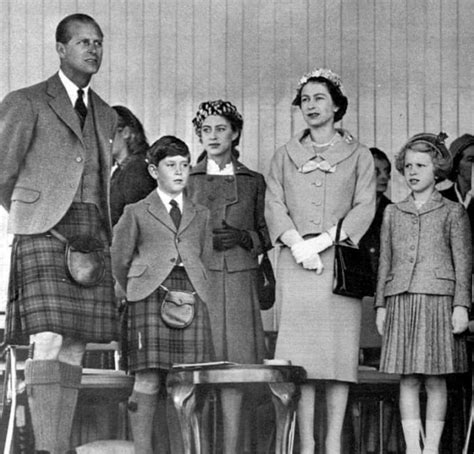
265, 68, 375, 453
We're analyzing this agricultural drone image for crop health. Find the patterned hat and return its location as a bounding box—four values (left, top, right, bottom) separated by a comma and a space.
396, 132, 452, 180
405, 132, 450, 160
192, 100, 243, 137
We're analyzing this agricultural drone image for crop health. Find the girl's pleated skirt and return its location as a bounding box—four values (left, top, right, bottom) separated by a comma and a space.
380, 293, 468, 375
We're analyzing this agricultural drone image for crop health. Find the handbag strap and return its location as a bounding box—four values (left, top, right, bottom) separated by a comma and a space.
335, 219, 343, 244
159, 284, 196, 296
49, 228, 68, 244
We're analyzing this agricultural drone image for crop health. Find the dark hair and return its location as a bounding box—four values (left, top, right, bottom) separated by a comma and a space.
370, 147, 391, 173
147, 136, 190, 166
395, 133, 452, 181
448, 134, 474, 181
112, 105, 149, 156
292, 77, 348, 123
56, 14, 103, 44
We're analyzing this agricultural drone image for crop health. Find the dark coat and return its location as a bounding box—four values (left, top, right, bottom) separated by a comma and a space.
110, 151, 156, 225
358, 194, 392, 292
187, 157, 271, 271
440, 184, 474, 265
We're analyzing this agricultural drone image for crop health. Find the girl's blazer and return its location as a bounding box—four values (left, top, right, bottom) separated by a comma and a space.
375, 191, 472, 308
111, 190, 212, 302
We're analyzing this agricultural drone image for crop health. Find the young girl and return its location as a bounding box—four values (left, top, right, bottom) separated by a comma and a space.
375, 132, 471, 454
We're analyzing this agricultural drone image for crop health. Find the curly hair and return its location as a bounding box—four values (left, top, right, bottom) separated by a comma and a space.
292, 77, 348, 123
395, 132, 452, 181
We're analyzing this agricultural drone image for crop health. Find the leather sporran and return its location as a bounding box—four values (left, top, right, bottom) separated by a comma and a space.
333, 219, 373, 299
50, 229, 106, 287
257, 252, 276, 310
160, 286, 196, 329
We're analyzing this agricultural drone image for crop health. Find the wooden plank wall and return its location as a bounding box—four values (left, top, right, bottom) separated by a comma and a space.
1, 0, 474, 327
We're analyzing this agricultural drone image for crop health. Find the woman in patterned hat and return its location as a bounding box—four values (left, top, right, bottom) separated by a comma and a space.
265, 69, 375, 453
188, 100, 272, 454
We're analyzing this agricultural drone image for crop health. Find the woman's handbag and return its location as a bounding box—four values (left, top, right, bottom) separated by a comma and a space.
50, 229, 106, 287
160, 286, 196, 329
332, 219, 373, 299
257, 252, 276, 310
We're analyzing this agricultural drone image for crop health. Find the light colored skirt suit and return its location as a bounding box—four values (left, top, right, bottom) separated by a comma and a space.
265, 129, 375, 382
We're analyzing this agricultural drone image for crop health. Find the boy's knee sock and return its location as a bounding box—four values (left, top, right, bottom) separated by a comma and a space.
55, 362, 83, 453
401, 419, 423, 454
24, 359, 61, 453
423, 419, 444, 454
128, 390, 158, 454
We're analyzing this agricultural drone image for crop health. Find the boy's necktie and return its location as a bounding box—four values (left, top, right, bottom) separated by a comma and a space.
75, 88, 87, 128
169, 199, 181, 229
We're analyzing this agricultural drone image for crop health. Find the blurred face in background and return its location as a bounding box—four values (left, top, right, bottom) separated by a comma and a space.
374, 157, 391, 195
457, 145, 474, 190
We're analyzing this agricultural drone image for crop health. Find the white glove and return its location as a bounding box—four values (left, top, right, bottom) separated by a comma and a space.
302, 254, 324, 273
376, 308, 386, 336
291, 232, 333, 263
452, 306, 469, 334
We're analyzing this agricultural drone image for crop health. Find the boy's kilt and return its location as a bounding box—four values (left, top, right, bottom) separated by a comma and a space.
5, 203, 118, 345
127, 266, 215, 372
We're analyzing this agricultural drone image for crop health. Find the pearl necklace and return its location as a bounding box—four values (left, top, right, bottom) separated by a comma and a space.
312, 132, 338, 148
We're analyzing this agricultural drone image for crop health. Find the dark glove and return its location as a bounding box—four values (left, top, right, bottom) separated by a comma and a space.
212, 220, 253, 251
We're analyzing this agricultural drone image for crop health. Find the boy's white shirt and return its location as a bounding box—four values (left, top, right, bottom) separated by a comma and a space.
156, 187, 183, 212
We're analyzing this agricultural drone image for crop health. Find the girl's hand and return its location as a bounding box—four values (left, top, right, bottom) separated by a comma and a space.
452, 306, 469, 334
301, 254, 324, 274
376, 308, 386, 336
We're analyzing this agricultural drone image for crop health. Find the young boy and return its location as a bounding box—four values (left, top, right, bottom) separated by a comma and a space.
111, 135, 214, 453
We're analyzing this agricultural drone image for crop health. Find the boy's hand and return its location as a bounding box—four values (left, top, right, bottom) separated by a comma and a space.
452, 306, 469, 334
376, 308, 386, 336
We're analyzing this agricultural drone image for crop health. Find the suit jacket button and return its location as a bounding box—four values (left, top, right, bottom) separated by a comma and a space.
409, 257, 414, 263
75, 156, 83, 163
410, 245, 415, 250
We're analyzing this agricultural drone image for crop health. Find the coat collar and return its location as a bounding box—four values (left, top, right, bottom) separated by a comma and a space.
190, 156, 255, 176
145, 190, 197, 233
47, 73, 84, 141
285, 128, 360, 169
46, 72, 112, 144
396, 190, 445, 215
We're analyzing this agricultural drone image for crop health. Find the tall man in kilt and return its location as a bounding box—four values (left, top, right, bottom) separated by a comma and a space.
0, 14, 118, 454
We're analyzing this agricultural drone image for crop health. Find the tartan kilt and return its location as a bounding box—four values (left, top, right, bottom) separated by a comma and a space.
5, 203, 119, 345
127, 266, 215, 373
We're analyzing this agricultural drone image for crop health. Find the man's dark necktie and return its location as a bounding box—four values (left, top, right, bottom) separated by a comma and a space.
75, 88, 87, 129
169, 199, 181, 229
